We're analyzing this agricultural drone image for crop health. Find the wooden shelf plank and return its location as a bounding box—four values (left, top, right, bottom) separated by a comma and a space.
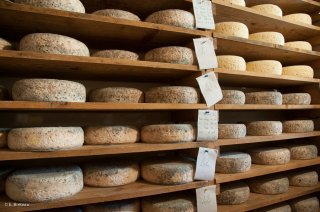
215, 104, 320, 110
218, 183, 320, 212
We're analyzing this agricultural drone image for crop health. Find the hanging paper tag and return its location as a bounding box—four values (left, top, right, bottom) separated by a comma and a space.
197, 109, 218, 141
193, 37, 217, 70
194, 147, 218, 180
196, 185, 217, 212
193, 0, 215, 29
196, 72, 222, 107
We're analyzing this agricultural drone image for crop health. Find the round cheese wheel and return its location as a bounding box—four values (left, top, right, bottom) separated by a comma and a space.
92, 50, 139, 60
291, 196, 319, 212
0, 130, 7, 148
6, 165, 83, 203
145, 86, 199, 103
83, 160, 139, 187
282, 93, 311, 105
285, 41, 312, 51
247, 121, 283, 136
260, 203, 292, 212
145, 46, 195, 65
251, 4, 283, 16
282, 65, 314, 78
282, 144, 317, 160
141, 158, 195, 185
0, 169, 12, 194
283, 120, 314, 133
83, 199, 140, 212
249, 32, 285, 45
0, 37, 13, 50
20, 33, 89, 56
0, 86, 9, 100
14, 0, 85, 13
217, 55, 246, 71
218, 124, 246, 139
288, 170, 318, 187
249, 147, 290, 165
215, 22, 249, 39
85, 126, 139, 145
8, 127, 84, 151
246, 60, 282, 75
145, 9, 195, 29
245, 91, 282, 105
217, 182, 250, 205
220, 0, 246, 6
216, 152, 251, 173
247, 174, 289, 195
219, 90, 245, 105
88, 87, 143, 103
92, 9, 140, 21
283, 13, 312, 25
12, 79, 86, 102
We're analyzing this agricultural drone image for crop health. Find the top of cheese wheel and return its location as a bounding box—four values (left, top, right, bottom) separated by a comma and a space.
215, 22, 249, 39
285, 41, 312, 51
15, 0, 85, 13
220, 0, 246, 6
251, 4, 283, 17
283, 13, 312, 25
249, 32, 285, 45
92, 9, 140, 21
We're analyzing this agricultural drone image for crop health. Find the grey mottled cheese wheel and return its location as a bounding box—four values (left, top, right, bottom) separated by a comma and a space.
92, 9, 140, 21
141, 124, 195, 143
218, 124, 246, 139
245, 91, 282, 105
249, 147, 290, 165
88, 87, 143, 103
145, 86, 199, 103
282, 144, 317, 160
0, 37, 13, 50
145, 9, 195, 29
6, 165, 83, 203
249, 32, 285, 45
246, 60, 282, 75
285, 41, 312, 51
219, 90, 245, 104
0, 86, 9, 100
220, 0, 246, 6
291, 196, 319, 212
92, 50, 139, 60
12, 79, 86, 102
83, 160, 139, 187
288, 170, 318, 187
85, 126, 139, 145
282, 65, 314, 78
83, 199, 140, 212
145, 46, 195, 65
258, 203, 292, 212
217, 55, 246, 71
216, 152, 251, 173
141, 158, 195, 185
247, 121, 282, 136
8, 127, 84, 151
282, 93, 311, 105
283, 13, 312, 25
0, 130, 7, 148
283, 120, 314, 133
251, 4, 283, 16
247, 174, 289, 195
0, 169, 12, 194
20, 33, 89, 56
215, 22, 249, 39
14, 0, 85, 13
217, 182, 250, 205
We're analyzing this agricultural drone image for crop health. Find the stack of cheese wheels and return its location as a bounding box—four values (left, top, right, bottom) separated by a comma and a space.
249, 147, 290, 165
8, 127, 84, 151
0, 37, 13, 50
5, 165, 83, 202
145, 46, 195, 65
218, 124, 246, 139
20, 33, 89, 56
15, 0, 85, 13
217, 182, 250, 205
219, 90, 245, 104
0, 129, 7, 148
282, 93, 311, 105
145, 9, 195, 29
283, 120, 314, 133
12, 79, 86, 102
285, 41, 312, 51
282, 65, 314, 78
0, 169, 12, 193
141, 124, 195, 143
291, 196, 320, 212
83, 160, 139, 187
92, 9, 140, 21
283, 13, 312, 25
0, 86, 8, 100
141, 157, 195, 185
216, 152, 251, 173
288, 170, 318, 187
88, 87, 144, 103
281, 144, 317, 160
85, 126, 139, 145
83, 199, 140, 212
217, 55, 246, 71
92, 50, 139, 60
251, 4, 283, 16
221, 0, 246, 6
145, 86, 199, 103
247, 174, 289, 195
259, 203, 292, 212
246, 60, 282, 75
215, 22, 249, 39
247, 121, 283, 136
245, 91, 282, 105
249, 32, 285, 45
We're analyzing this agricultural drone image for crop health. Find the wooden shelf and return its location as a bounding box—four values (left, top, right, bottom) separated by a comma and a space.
215, 157, 320, 184
218, 183, 320, 212
215, 104, 320, 110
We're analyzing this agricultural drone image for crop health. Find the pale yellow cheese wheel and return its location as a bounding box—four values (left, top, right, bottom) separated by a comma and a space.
215, 22, 249, 39
249, 147, 290, 165
83, 199, 140, 212
15, 0, 85, 13
249, 32, 285, 45
285, 41, 312, 51
92, 9, 140, 21
251, 4, 283, 17
247, 174, 289, 194
282, 65, 314, 78
246, 60, 282, 75
283, 13, 312, 25
217, 55, 246, 71
217, 182, 250, 205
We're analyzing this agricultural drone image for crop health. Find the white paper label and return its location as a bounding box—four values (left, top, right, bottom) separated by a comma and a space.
196, 72, 222, 107
197, 109, 218, 141
194, 147, 218, 181
193, 0, 215, 29
196, 185, 217, 212
193, 37, 217, 70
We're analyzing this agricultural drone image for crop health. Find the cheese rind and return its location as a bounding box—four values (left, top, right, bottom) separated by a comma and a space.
282, 93, 311, 105
83, 199, 140, 212
247, 174, 289, 195
92, 50, 139, 60
249, 32, 285, 45
15, 0, 85, 13
215, 22, 249, 39
88, 87, 143, 103
282, 65, 314, 78
217, 182, 250, 205
291, 196, 319, 212
283, 13, 312, 25
283, 120, 314, 133
0, 38, 13, 50
245, 91, 282, 105
251, 4, 283, 16
92, 9, 140, 21
246, 60, 282, 75
249, 147, 290, 165
217, 55, 246, 71
220, 0, 246, 6
218, 124, 246, 139
219, 90, 245, 105
285, 41, 312, 51
216, 152, 251, 173
247, 121, 283, 136
288, 170, 318, 187
145, 86, 199, 103
282, 144, 317, 160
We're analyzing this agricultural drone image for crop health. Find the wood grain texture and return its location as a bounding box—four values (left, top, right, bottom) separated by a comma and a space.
215, 104, 320, 110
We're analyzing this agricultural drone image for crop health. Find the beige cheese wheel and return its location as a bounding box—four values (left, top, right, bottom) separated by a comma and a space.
0, 130, 7, 148
0, 86, 9, 100
83, 160, 139, 187
88, 87, 143, 103
15, 0, 85, 13
251, 4, 283, 16
245, 91, 282, 105
219, 90, 245, 105
141, 124, 195, 143
83, 199, 140, 212
85, 126, 139, 145
215, 22, 249, 39
145, 46, 195, 65
259, 203, 292, 212
0, 37, 13, 50
282, 144, 317, 160
0, 169, 12, 194
247, 121, 283, 136
92, 9, 140, 21
217, 182, 250, 205
145, 9, 195, 29
6, 165, 83, 203
216, 152, 251, 173
220, 0, 246, 6
247, 174, 289, 195
217, 55, 246, 71
282, 93, 311, 105
249, 32, 285, 45
145, 86, 199, 103
92, 50, 139, 60
20, 33, 89, 56
218, 124, 246, 139
288, 170, 318, 187
291, 196, 319, 212
246, 60, 282, 75
283, 120, 314, 133
285, 41, 312, 51
141, 158, 195, 185
283, 13, 312, 25
282, 65, 314, 78
249, 147, 290, 165
12, 79, 86, 102
8, 127, 84, 151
